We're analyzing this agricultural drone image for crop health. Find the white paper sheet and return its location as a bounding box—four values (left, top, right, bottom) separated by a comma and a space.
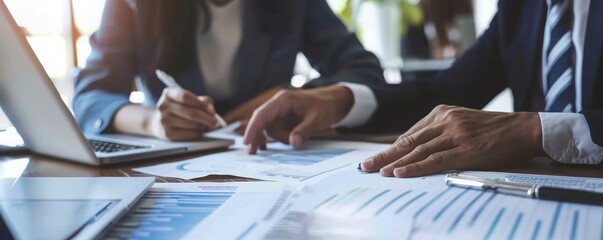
239, 184, 414, 240
104, 182, 294, 240
133, 140, 388, 183
282, 166, 603, 240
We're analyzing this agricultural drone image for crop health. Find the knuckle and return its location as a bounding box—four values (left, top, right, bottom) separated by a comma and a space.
159, 113, 171, 124
407, 163, 423, 174
158, 102, 171, 111
163, 129, 176, 140
396, 135, 416, 150
396, 134, 407, 142
374, 152, 388, 164
427, 153, 446, 165
393, 159, 407, 168
413, 144, 431, 156
434, 104, 448, 113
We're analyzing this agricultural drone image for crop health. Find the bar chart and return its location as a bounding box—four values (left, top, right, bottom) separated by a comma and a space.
260, 183, 603, 240
105, 191, 234, 240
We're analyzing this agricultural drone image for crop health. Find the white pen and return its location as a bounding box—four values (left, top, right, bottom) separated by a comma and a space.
155, 69, 228, 128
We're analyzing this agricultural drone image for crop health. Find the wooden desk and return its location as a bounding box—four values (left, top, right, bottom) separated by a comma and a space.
0, 150, 257, 183
1, 150, 601, 181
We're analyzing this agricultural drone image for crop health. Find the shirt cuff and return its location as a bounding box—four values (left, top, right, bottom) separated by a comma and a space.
539, 112, 603, 164
333, 82, 378, 128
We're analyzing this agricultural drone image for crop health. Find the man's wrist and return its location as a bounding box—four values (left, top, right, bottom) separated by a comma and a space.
326, 85, 354, 123
519, 112, 546, 158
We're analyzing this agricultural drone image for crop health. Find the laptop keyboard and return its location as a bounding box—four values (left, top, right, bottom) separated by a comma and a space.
88, 140, 149, 153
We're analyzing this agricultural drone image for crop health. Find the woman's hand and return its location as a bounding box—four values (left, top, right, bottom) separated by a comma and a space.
146, 88, 218, 141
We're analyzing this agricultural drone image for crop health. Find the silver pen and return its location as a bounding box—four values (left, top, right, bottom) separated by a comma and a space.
155, 69, 228, 128
445, 173, 603, 206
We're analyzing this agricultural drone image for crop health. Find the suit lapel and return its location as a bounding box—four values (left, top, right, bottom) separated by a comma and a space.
516, 1, 547, 110
232, 0, 273, 104
581, 0, 603, 110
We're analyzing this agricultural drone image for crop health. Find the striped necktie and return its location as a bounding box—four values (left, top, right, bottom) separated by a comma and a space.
544, 0, 575, 112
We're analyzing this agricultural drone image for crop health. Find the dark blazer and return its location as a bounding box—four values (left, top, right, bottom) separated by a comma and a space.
73, 0, 385, 134
361, 0, 603, 147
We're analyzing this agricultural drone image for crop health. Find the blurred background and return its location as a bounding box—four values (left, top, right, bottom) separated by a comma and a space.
1, 0, 509, 125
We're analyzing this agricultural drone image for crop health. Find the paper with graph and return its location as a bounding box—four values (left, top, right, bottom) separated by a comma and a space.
242, 165, 603, 240
104, 182, 293, 240
133, 140, 388, 182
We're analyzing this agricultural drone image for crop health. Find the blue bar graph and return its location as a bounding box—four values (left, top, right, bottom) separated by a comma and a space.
105, 191, 234, 240
507, 213, 523, 240
236, 222, 257, 240
433, 189, 469, 222
251, 149, 353, 166
548, 203, 563, 240
414, 188, 452, 218
375, 190, 412, 216
395, 192, 427, 215
531, 220, 542, 240
352, 190, 390, 216
571, 210, 579, 240
448, 191, 485, 233
314, 194, 338, 210
326, 188, 362, 209
483, 208, 505, 240
468, 193, 497, 227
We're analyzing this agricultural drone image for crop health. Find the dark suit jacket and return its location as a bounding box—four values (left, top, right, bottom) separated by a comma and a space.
361, 0, 603, 147
73, 0, 385, 134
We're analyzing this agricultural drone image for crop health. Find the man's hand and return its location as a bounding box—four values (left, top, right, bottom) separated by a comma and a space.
361, 105, 546, 177
243, 85, 354, 154
147, 88, 218, 141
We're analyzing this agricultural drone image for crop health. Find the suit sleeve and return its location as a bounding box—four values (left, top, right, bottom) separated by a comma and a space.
583, 110, 603, 147
300, 0, 386, 88
72, 0, 137, 134
353, 9, 508, 133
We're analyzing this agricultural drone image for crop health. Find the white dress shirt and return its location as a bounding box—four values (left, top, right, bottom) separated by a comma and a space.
339, 0, 603, 164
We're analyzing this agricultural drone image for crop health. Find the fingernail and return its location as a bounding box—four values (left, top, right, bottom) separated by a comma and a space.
380, 166, 393, 177
361, 159, 374, 170
394, 167, 407, 178
291, 134, 303, 148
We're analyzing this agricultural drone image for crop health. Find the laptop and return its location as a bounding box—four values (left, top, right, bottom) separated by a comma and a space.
0, 2, 233, 165
0, 176, 154, 240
